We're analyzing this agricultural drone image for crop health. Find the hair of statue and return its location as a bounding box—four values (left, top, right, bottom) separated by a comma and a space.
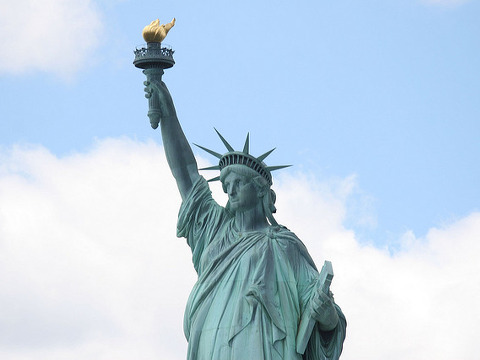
220, 165, 268, 192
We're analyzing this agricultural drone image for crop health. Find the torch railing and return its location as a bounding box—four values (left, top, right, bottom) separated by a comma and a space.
133, 43, 175, 69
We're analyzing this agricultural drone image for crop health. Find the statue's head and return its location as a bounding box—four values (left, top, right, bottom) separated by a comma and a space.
220, 164, 276, 217
196, 130, 289, 225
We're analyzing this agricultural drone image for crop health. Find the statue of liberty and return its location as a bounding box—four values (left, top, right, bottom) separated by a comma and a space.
146, 78, 347, 359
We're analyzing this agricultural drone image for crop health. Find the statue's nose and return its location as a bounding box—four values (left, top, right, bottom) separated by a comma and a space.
227, 184, 236, 196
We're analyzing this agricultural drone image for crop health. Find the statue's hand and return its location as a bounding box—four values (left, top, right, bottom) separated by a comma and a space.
311, 290, 339, 332
144, 79, 176, 120
144, 80, 154, 99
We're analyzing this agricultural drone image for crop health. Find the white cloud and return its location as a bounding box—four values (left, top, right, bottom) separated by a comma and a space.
0, 138, 479, 359
0, 0, 102, 79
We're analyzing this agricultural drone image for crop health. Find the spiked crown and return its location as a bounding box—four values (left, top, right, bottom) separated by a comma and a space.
194, 129, 290, 185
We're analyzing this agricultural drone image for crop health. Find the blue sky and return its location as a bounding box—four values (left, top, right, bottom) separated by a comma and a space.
1, 0, 479, 359
2, 0, 478, 244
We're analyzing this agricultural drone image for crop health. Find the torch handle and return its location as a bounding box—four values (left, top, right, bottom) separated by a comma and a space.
143, 68, 165, 129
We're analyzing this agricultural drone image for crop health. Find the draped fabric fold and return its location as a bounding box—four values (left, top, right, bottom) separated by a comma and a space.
177, 177, 346, 360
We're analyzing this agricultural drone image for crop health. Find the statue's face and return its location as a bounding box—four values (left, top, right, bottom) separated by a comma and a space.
222, 172, 260, 213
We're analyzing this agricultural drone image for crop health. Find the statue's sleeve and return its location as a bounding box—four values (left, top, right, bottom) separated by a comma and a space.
303, 306, 346, 360
177, 176, 226, 272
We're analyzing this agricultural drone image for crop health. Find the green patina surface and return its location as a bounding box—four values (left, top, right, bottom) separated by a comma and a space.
139, 72, 347, 359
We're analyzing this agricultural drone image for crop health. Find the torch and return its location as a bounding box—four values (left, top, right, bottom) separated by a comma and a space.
133, 18, 176, 129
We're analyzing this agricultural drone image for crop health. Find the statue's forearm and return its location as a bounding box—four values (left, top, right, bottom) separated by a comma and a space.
160, 113, 200, 200
317, 306, 339, 332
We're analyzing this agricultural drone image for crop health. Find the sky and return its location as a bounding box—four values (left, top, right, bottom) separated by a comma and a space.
0, 0, 479, 359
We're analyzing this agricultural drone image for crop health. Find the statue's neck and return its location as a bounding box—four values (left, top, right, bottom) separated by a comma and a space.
234, 203, 269, 232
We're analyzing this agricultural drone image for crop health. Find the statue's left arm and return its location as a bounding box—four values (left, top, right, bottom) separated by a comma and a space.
311, 290, 340, 331
290, 236, 346, 358
306, 288, 346, 360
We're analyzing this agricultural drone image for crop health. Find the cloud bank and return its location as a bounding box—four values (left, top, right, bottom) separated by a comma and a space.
0, 138, 479, 359
0, 0, 102, 78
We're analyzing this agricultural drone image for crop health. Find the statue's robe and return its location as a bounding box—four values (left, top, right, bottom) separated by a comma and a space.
177, 177, 346, 360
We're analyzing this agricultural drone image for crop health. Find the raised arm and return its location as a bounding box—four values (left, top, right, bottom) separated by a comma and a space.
144, 79, 200, 200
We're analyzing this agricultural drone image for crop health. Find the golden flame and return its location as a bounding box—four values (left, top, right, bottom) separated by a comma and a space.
142, 18, 176, 43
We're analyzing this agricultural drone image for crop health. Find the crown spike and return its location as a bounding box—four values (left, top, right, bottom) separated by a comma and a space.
243, 133, 250, 154
214, 128, 235, 152
265, 165, 291, 172
199, 165, 221, 171
194, 143, 223, 159
207, 176, 221, 182
257, 148, 276, 162
195, 130, 291, 186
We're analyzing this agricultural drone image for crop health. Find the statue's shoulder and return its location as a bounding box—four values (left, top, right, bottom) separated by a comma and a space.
268, 225, 302, 246
268, 225, 317, 269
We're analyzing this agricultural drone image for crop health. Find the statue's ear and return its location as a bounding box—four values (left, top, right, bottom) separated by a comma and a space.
257, 187, 267, 198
